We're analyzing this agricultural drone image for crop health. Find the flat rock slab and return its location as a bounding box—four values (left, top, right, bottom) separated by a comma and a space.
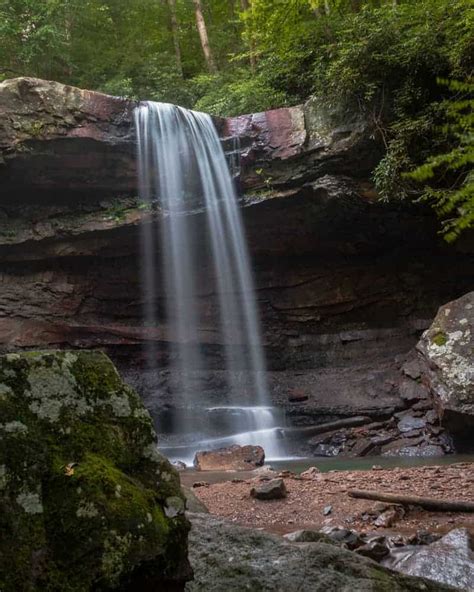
398, 415, 427, 433
384, 528, 474, 590
194, 444, 265, 471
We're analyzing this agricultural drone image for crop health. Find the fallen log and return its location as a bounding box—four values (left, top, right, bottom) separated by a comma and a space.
348, 489, 474, 513
277, 416, 372, 441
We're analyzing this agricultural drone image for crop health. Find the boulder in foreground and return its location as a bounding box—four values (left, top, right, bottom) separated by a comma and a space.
0, 350, 190, 591
194, 444, 265, 471
185, 513, 454, 592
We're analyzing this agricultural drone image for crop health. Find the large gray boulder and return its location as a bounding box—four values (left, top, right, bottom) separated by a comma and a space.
383, 529, 474, 591
185, 513, 454, 592
417, 292, 474, 449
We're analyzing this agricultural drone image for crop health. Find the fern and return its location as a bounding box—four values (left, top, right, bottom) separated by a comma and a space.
407, 79, 474, 242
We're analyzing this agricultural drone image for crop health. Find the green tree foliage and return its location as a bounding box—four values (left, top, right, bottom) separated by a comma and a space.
242, 0, 474, 239
407, 80, 473, 242
0, 0, 472, 238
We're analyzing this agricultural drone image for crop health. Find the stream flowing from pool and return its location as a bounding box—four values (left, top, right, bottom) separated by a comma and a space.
135, 101, 287, 465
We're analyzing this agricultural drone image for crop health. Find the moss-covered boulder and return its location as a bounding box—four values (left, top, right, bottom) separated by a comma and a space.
0, 350, 191, 592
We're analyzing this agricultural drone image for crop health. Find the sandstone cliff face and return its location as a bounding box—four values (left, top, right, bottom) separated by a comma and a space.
1, 77, 473, 450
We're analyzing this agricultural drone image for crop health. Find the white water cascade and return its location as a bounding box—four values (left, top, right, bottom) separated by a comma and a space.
134, 101, 287, 465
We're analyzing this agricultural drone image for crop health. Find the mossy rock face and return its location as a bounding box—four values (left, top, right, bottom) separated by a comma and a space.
0, 350, 190, 592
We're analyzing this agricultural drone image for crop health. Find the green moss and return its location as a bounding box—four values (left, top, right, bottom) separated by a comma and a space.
70, 351, 121, 396
101, 198, 147, 224
0, 350, 190, 592
23, 120, 46, 138
432, 331, 448, 346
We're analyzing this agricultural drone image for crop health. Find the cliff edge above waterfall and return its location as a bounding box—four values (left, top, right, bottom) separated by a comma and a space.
0, 76, 380, 200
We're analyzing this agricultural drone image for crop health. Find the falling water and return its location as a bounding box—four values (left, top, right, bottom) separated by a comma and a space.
135, 101, 286, 464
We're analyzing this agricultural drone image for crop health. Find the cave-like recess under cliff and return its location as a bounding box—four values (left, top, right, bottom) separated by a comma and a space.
1, 77, 473, 448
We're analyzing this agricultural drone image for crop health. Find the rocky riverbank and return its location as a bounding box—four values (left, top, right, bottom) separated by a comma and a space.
186, 462, 474, 589
189, 462, 474, 536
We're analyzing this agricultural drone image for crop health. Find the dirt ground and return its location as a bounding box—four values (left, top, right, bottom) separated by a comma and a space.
188, 462, 474, 537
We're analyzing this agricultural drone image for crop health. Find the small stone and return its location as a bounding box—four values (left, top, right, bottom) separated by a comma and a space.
397, 415, 427, 433
424, 409, 439, 424
374, 505, 405, 528
288, 388, 309, 403
322, 527, 363, 550
192, 481, 210, 488
251, 466, 277, 480
323, 505, 333, 516
300, 466, 321, 480
250, 478, 287, 500
356, 541, 390, 561
182, 486, 209, 514
412, 400, 432, 411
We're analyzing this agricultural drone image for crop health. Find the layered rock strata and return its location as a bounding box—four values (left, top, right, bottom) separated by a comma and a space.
1, 77, 473, 454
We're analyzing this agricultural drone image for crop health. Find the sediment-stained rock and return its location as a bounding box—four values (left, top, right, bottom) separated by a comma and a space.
194, 445, 265, 471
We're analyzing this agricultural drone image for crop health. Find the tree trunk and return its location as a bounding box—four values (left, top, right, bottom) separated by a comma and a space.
348, 489, 474, 513
240, 0, 257, 72
193, 0, 217, 74
167, 0, 183, 76
324, 0, 331, 15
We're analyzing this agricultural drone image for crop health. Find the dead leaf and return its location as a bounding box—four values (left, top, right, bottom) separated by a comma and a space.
64, 462, 77, 477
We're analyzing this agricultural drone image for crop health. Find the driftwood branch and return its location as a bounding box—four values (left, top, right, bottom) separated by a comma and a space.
348, 489, 474, 513
278, 416, 372, 441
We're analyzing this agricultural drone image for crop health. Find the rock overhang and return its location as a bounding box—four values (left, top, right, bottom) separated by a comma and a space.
0, 77, 380, 202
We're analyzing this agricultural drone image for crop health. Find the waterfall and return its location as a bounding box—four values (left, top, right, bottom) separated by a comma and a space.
135, 101, 286, 465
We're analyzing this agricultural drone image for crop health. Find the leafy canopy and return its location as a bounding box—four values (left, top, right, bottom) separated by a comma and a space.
0, 0, 472, 239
